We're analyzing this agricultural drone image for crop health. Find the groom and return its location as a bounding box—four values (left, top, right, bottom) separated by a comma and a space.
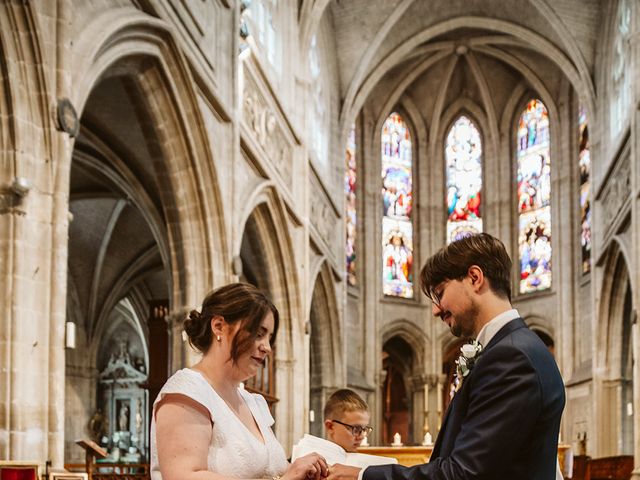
328, 233, 565, 480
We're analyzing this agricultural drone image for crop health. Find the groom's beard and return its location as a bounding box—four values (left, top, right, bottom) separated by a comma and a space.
450, 298, 480, 338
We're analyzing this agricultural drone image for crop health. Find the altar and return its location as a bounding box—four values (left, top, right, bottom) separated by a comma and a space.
358, 446, 432, 466
358, 444, 572, 475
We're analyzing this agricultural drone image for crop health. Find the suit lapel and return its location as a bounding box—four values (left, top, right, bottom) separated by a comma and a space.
432, 318, 527, 458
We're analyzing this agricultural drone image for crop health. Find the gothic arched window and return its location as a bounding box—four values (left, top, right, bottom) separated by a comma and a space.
517, 99, 552, 294
445, 115, 483, 244
611, 0, 631, 138
249, 0, 281, 73
345, 124, 357, 286
381, 113, 413, 298
579, 104, 591, 274
309, 34, 329, 168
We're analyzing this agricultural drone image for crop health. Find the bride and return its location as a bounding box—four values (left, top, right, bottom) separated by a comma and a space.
151, 283, 327, 480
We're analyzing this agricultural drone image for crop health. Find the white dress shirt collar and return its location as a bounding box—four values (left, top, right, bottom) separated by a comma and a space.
476, 309, 520, 347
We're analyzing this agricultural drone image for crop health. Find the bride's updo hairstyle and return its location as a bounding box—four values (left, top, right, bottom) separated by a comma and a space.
184, 282, 280, 362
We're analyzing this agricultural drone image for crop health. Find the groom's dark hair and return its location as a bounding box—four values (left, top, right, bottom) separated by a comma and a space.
420, 233, 512, 302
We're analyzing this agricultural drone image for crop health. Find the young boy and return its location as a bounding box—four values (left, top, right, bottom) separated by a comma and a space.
324, 389, 372, 453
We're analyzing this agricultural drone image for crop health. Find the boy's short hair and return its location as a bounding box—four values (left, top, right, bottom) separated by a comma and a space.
324, 389, 369, 420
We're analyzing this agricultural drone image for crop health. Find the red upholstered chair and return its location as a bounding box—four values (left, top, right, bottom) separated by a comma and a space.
0, 464, 38, 480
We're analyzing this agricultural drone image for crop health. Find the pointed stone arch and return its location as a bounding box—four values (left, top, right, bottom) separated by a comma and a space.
595, 238, 635, 456
71, 10, 230, 311
340, 16, 595, 137
62, 12, 231, 465
307, 260, 343, 436
236, 184, 303, 450
380, 319, 428, 444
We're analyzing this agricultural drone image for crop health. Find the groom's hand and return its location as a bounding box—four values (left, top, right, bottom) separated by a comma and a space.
327, 464, 361, 480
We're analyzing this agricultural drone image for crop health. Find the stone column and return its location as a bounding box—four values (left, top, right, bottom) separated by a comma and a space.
630, 0, 640, 476
0, 1, 74, 465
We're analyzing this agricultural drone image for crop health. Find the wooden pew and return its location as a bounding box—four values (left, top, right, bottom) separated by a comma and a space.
570, 455, 634, 480
588, 455, 633, 480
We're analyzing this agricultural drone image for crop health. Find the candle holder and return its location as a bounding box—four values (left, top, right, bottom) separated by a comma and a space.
422, 417, 433, 445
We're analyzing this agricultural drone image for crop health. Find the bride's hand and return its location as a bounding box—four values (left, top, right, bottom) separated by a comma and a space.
284, 453, 329, 480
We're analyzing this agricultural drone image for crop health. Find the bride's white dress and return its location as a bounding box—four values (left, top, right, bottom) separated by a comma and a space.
150, 368, 288, 479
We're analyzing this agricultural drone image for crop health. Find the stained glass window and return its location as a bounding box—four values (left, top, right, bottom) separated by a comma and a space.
579, 104, 591, 274
346, 124, 357, 286
611, 0, 631, 138
517, 99, 551, 294
381, 113, 413, 298
445, 116, 482, 244
309, 34, 328, 168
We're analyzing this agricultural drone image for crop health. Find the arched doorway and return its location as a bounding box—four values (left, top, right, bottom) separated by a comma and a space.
239, 210, 277, 408
308, 262, 343, 437
65, 72, 174, 463
596, 241, 635, 456
381, 336, 414, 444
235, 195, 303, 449
64, 25, 227, 460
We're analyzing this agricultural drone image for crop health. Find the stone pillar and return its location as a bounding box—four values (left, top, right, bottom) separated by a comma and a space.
0, 0, 73, 465
630, 0, 640, 476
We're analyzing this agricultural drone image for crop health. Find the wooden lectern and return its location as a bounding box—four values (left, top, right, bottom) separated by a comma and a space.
75, 439, 107, 480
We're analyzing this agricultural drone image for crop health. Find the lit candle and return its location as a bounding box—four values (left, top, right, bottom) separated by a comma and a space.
437, 382, 442, 412
392, 432, 402, 446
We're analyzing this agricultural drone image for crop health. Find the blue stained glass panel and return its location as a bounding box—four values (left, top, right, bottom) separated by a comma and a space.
381, 113, 413, 298
517, 99, 552, 293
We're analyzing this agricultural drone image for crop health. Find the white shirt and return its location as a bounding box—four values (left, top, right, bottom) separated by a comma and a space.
475, 308, 520, 347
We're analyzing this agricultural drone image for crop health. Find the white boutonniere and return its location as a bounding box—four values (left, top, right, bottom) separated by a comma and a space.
453, 340, 483, 392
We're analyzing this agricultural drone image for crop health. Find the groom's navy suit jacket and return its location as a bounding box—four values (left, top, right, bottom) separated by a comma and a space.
365, 318, 565, 480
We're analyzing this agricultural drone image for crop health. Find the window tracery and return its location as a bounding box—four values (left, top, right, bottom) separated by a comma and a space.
381, 113, 413, 298
517, 99, 552, 294
445, 115, 483, 244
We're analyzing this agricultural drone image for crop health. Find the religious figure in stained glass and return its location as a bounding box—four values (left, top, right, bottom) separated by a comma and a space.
517, 99, 552, 294
382, 218, 413, 298
579, 105, 591, 274
381, 113, 413, 298
345, 124, 357, 286
445, 115, 483, 243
